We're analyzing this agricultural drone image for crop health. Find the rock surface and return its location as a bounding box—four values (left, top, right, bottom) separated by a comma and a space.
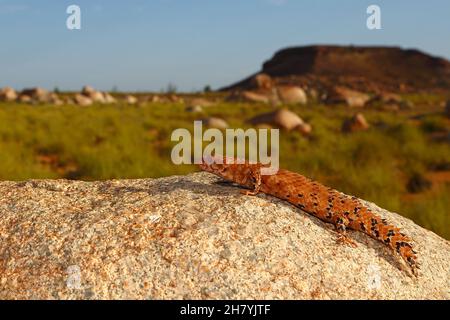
0, 173, 449, 300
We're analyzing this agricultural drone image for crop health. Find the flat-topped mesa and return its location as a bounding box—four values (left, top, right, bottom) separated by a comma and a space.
221, 45, 450, 93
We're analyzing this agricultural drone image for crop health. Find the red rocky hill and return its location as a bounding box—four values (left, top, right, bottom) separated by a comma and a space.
221, 45, 450, 94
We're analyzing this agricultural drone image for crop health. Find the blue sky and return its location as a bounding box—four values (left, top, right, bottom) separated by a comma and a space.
1, 0, 449, 92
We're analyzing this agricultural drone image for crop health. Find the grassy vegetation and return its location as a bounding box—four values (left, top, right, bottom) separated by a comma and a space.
0, 99, 449, 239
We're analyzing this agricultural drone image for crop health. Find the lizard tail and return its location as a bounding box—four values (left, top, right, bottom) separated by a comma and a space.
358, 212, 419, 276
388, 228, 419, 276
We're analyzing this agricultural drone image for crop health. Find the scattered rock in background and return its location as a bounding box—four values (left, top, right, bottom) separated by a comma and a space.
103, 93, 117, 104
276, 85, 308, 105
227, 90, 271, 104
328, 86, 371, 107
1, 86, 64, 105
167, 94, 183, 103
21, 87, 52, 103
251, 73, 273, 90
124, 95, 138, 105
150, 95, 160, 103
80, 86, 117, 104
248, 108, 307, 131
377, 92, 403, 104
74, 93, 93, 107
201, 117, 229, 129
17, 94, 32, 104
81, 86, 106, 103
295, 122, 313, 136
342, 113, 370, 133
64, 97, 75, 105
48, 93, 63, 106
446, 100, 450, 118
0, 87, 18, 102
186, 98, 215, 109
185, 105, 203, 113
305, 87, 320, 101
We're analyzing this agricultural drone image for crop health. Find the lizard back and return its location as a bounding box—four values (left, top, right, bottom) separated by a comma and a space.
199, 156, 419, 275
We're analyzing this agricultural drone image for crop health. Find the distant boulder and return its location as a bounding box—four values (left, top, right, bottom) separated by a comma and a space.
81, 86, 117, 104
248, 108, 306, 131
64, 97, 75, 105
82, 85, 96, 95
103, 93, 117, 104
150, 95, 161, 103
0, 87, 18, 102
242, 91, 271, 104
328, 86, 370, 107
342, 113, 370, 133
21, 87, 51, 103
17, 95, 32, 104
81, 86, 106, 103
167, 94, 183, 103
276, 85, 307, 105
251, 73, 273, 90
48, 93, 63, 106
186, 98, 215, 109
227, 91, 271, 104
74, 93, 93, 107
124, 95, 138, 105
185, 105, 204, 113
201, 117, 229, 129
377, 92, 403, 104
296, 122, 313, 136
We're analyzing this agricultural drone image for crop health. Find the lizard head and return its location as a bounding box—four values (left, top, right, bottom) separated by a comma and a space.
198, 155, 258, 187
198, 155, 237, 179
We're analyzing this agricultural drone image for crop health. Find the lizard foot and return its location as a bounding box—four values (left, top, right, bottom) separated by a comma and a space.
336, 234, 357, 248
240, 189, 259, 196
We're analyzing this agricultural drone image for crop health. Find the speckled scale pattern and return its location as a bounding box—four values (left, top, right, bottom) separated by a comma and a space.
199, 157, 419, 276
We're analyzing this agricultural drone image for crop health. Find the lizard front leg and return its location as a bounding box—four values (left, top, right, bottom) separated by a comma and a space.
240, 166, 262, 196
334, 216, 357, 248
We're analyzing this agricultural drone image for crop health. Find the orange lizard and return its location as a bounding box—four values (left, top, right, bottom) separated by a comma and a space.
199, 156, 419, 276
